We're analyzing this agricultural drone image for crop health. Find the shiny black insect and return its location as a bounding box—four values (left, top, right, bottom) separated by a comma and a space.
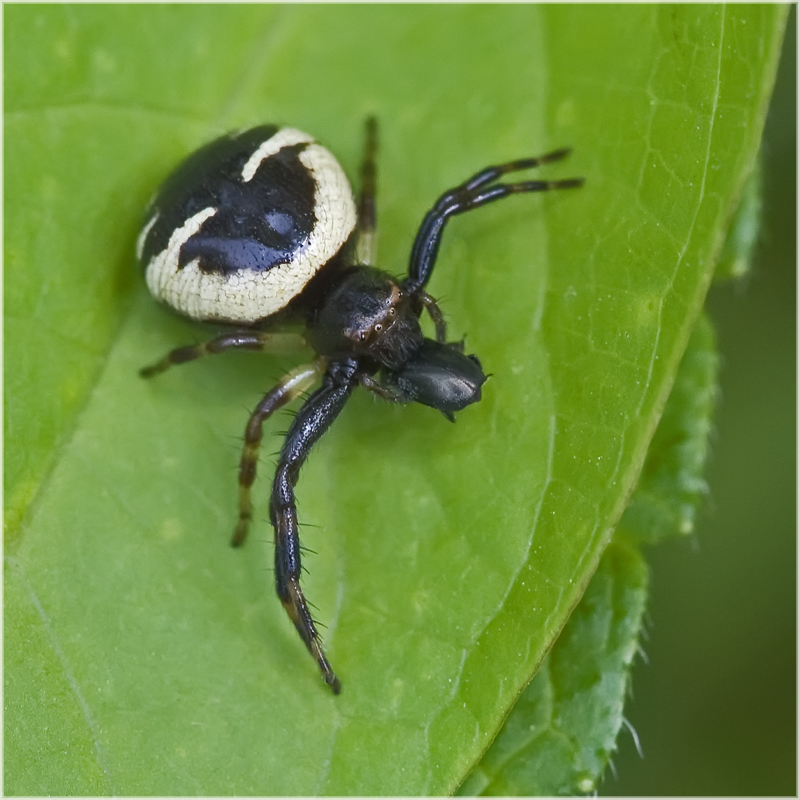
138, 119, 582, 693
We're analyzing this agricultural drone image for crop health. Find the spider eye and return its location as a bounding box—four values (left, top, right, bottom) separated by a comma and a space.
388, 307, 396, 317
374, 323, 383, 333
359, 331, 368, 342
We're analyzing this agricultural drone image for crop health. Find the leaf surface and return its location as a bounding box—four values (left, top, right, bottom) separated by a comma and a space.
459, 312, 718, 794
4, 5, 785, 794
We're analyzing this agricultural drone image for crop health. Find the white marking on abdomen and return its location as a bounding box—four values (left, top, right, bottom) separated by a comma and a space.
136, 211, 160, 261
241, 128, 315, 183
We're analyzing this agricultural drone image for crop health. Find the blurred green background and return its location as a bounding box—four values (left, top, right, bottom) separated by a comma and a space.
608, 14, 796, 796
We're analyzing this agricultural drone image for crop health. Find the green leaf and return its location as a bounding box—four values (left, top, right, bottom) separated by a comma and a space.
618, 314, 719, 546
457, 539, 648, 797
5, 5, 786, 795
458, 312, 719, 794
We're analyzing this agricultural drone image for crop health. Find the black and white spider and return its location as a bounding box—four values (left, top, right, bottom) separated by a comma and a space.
137, 118, 582, 693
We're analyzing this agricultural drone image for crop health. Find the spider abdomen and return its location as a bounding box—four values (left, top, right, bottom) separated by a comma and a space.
137, 126, 357, 324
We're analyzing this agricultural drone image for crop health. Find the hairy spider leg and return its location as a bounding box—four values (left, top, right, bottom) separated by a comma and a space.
416, 290, 447, 343
139, 331, 307, 378
270, 363, 358, 694
355, 116, 379, 267
406, 150, 584, 292
232, 361, 325, 547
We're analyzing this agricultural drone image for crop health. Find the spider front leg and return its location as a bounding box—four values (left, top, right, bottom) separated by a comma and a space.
140, 330, 307, 377
233, 361, 325, 547
416, 290, 447, 343
405, 148, 584, 292
269, 362, 358, 693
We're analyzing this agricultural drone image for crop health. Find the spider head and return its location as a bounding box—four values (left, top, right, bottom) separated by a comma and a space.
308, 267, 424, 370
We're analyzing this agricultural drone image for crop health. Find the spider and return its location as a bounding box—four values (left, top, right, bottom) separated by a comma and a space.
137, 118, 582, 693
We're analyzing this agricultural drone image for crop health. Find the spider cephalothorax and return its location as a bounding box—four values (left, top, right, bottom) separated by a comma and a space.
138, 118, 582, 693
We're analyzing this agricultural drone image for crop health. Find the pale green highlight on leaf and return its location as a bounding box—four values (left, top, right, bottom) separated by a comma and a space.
715, 164, 764, 282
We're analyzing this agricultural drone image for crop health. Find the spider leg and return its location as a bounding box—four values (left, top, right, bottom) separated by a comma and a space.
359, 373, 408, 403
232, 360, 325, 547
355, 116, 379, 266
416, 290, 447, 343
405, 150, 583, 292
455, 147, 575, 193
140, 331, 307, 378
270, 361, 358, 694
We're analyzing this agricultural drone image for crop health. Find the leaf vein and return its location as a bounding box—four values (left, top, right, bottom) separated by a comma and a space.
6, 556, 116, 794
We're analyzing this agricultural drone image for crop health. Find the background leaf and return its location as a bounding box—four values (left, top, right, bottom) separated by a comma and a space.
5, 5, 785, 795
457, 540, 649, 797
713, 164, 762, 283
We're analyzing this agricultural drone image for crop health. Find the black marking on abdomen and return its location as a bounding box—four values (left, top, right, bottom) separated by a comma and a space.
140, 130, 317, 277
